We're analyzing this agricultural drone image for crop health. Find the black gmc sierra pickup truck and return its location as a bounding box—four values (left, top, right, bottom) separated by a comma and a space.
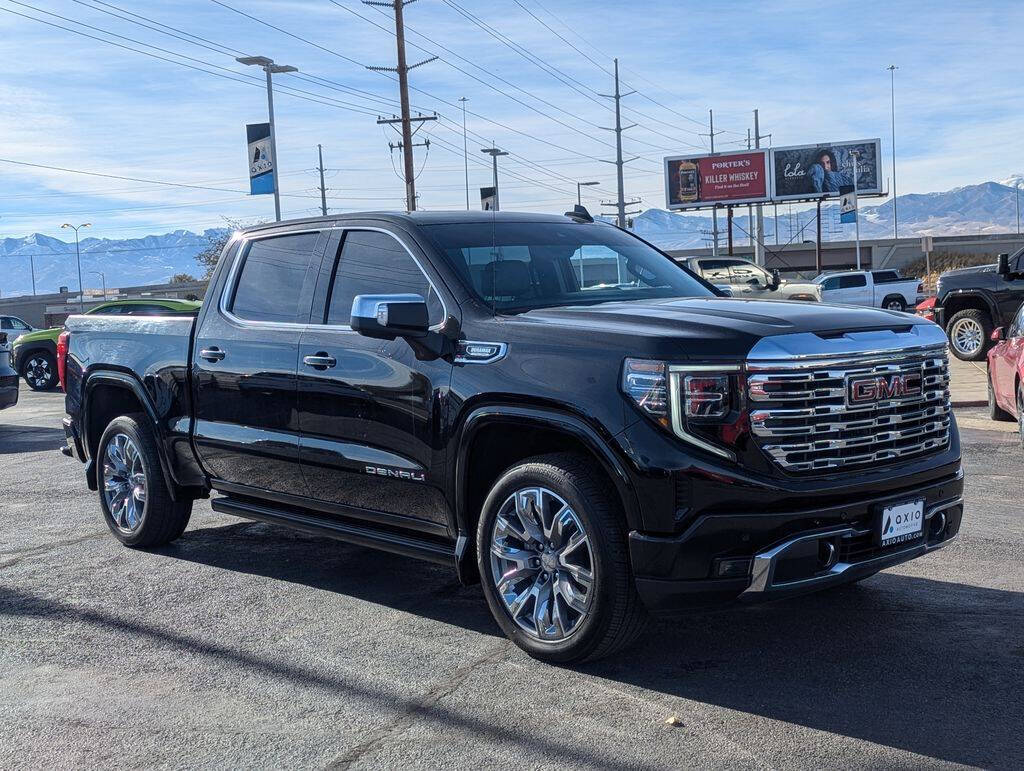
926, 247, 1024, 361
60, 210, 964, 663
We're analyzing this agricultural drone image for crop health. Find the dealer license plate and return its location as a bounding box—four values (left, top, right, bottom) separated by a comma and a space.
880, 500, 925, 547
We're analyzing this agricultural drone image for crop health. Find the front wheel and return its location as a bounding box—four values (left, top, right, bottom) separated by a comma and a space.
97, 414, 192, 547
989, 375, 1013, 421
476, 453, 647, 664
22, 351, 58, 391
946, 309, 992, 361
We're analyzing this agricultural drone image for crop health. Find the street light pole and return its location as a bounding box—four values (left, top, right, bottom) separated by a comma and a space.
481, 146, 509, 211
459, 97, 470, 210
60, 222, 91, 312
237, 56, 298, 222
888, 64, 899, 238
89, 271, 106, 300
577, 180, 599, 206
1016, 182, 1021, 236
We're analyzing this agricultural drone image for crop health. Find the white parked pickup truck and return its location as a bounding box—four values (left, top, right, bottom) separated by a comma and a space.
813, 270, 925, 312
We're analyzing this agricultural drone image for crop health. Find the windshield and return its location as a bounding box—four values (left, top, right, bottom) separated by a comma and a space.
421, 221, 714, 312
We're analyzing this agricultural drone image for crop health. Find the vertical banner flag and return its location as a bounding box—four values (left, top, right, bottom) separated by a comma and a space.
247, 123, 274, 195
480, 186, 496, 211
839, 185, 858, 224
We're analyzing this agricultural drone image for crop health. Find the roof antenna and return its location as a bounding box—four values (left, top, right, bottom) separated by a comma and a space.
564, 204, 593, 223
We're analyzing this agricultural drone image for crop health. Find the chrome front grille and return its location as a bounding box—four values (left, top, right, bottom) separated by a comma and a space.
748, 345, 951, 473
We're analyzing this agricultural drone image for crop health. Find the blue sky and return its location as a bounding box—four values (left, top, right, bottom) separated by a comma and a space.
1, 0, 1022, 240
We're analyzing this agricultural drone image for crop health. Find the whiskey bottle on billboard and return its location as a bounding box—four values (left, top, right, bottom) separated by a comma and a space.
676, 160, 699, 204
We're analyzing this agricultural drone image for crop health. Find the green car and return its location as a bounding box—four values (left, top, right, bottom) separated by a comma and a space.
12, 298, 201, 391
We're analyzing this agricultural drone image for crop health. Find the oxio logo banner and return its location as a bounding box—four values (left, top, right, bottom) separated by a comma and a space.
246, 122, 274, 195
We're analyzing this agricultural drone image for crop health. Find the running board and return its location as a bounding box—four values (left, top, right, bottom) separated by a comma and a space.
211, 496, 458, 567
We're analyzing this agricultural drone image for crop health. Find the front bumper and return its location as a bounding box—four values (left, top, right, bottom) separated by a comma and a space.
630, 469, 964, 613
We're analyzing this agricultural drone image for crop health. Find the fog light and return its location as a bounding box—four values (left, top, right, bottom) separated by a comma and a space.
715, 558, 752, 578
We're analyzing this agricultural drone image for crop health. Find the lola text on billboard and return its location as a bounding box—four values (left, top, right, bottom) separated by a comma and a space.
664, 150, 769, 210
770, 139, 881, 201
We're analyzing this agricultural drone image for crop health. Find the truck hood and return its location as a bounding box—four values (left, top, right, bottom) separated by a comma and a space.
513, 297, 928, 359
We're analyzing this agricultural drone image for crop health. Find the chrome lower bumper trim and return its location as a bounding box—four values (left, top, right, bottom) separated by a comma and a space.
741, 495, 963, 597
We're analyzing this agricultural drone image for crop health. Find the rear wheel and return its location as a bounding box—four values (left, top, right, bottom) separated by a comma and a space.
22, 351, 58, 391
476, 453, 647, 664
946, 309, 991, 361
1018, 385, 1024, 449
988, 375, 1013, 421
97, 414, 192, 547
883, 295, 906, 312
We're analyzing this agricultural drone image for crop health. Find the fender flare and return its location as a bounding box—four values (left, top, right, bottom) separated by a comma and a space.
941, 290, 999, 325
83, 370, 179, 500
452, 404, 642, 549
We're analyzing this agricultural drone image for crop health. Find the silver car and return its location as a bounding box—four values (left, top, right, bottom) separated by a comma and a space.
679, 257, 821, 301
0, 315, 34, 345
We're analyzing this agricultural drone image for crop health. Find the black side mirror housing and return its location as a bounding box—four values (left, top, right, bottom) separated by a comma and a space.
350, 294, 430, 340
997, 253, 1011, 278
770, 268, 781, 289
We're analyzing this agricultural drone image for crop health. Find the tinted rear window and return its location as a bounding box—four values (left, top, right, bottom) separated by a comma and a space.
230, 233, 319, 323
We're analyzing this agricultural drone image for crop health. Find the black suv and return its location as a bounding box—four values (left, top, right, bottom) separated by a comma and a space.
60, 211, 964, 663
933, 248, 1024, 360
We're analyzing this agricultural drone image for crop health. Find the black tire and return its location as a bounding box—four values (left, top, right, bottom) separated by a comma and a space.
476, 453, 647, 664
21, 350, 58, 391
96, 414, 192, 547
882, 295, 906, 312
946, 309, 992, 361
1018, 385, 1024, 450
988, 374, 1014, 421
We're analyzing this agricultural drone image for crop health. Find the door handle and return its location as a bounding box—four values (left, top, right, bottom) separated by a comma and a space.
303, 352, 337, 370
200, 347, 226, 362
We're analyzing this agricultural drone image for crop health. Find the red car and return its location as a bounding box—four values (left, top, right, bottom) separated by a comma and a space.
987, 302, 1024, 444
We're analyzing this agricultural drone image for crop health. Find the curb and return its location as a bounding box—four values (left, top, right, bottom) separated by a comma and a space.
952, 400, 987, 408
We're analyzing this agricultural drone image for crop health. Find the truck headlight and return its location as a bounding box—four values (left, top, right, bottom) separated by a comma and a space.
622, 359, 746, 460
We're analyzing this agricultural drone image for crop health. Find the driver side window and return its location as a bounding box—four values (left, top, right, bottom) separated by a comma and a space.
821, 277, 841, 291
1012, 305, 1024, 338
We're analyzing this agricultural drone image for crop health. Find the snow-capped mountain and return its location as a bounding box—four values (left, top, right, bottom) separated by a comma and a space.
0, 229, 227, 298
630, 177, 1024, 251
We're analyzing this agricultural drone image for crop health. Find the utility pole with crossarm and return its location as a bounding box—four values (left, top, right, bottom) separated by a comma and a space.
599, 59, 640, 229
365, 0, 437, 211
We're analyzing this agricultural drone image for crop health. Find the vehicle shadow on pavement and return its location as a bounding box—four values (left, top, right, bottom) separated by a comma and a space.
585, 573, 1024, 768
0, 425, 67, 454
159, 520, 501, 638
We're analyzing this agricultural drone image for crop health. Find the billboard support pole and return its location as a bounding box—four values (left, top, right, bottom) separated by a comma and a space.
727, 206, 734, 255
815, 198, 823, 274
853, 152, 862, 270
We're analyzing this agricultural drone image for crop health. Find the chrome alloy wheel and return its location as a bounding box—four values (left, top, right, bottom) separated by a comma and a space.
26, 355, 54, 388
102, 433, 147, 532
950, 317, 984, 357
489, 486, 595, 642
885, 299, 904, 311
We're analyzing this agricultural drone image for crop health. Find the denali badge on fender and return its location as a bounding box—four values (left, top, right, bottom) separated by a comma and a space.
365, 465, 426, 482
847, 368, 923, 406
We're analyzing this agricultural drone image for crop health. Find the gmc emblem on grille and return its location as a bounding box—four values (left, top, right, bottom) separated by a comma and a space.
847, 370, 923, 405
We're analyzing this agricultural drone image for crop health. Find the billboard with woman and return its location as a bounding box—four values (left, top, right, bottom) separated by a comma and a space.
770, 139, 882, 201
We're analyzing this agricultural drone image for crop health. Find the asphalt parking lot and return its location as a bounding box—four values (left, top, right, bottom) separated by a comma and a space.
1, 389, 1022, 769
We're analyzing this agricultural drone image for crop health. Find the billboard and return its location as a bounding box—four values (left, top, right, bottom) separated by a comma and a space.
770, 139, 882, 201
246, 122, 274, 195
664, 150, 769, 210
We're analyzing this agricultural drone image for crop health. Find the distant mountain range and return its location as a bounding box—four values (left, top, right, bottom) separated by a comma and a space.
2, 177, 1022, 298
0, 229, 226, 298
